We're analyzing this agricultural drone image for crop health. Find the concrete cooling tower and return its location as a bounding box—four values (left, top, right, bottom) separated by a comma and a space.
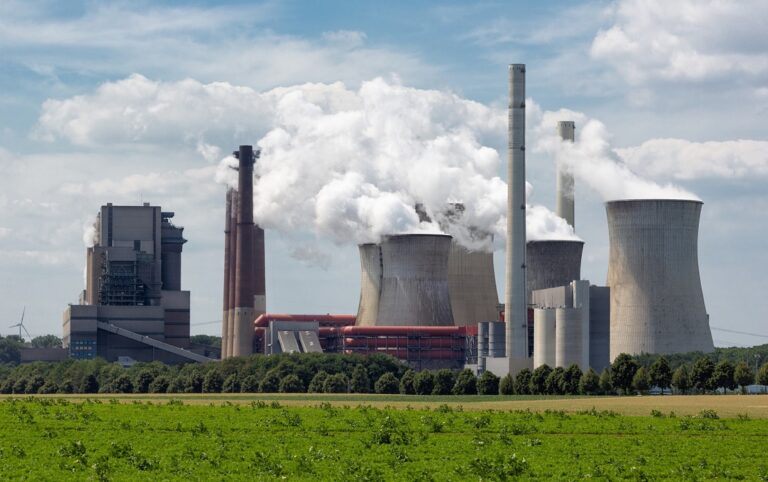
356, 243, 382, 326
526, 240, 584, 304
606, 199, 714, 358
375, 234, 454, 326
447, 243, 499, 326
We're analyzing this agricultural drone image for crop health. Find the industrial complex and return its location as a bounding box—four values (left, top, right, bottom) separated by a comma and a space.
59, 64, 714, 374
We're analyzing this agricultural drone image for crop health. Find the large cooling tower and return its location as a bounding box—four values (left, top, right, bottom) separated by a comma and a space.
606, 199, 714, 358
356, 243, 382, 326
376, 234, 454, 326
448, 242, 499, 326
526, 240, 584, 304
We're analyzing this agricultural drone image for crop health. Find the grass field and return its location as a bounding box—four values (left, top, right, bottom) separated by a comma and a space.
2, 395, 768, 480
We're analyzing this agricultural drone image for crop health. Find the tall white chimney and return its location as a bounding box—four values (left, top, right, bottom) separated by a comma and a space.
505, 64, 529, 373
556, 121, 575, 229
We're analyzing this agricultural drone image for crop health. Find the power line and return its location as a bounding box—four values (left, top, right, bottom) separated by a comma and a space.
191, 320, 221, 326
713, 338, 748, 347
711, 326, 768, 339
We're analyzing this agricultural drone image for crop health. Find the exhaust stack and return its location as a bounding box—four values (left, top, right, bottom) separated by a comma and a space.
556, 121, 575, 229
233, 145, 256, 357
505, 64, 529, 373
226, 190, 238, 358
221, 188, 233, 358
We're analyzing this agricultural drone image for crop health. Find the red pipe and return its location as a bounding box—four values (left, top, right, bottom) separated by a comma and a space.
343, 349, 462, 360
339, 326, 467, 335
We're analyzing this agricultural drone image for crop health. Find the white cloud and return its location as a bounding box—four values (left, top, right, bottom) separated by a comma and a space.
591, 0, 768, 85
616, 139, 768, 180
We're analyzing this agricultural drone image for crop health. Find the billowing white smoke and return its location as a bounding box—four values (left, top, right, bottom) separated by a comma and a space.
530, 102, 698, 201
216, 78, 579, 249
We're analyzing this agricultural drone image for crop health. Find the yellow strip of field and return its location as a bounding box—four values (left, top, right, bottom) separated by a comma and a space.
7, 394, 768, 418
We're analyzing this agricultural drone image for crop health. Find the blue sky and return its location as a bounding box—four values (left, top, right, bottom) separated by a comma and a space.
1, 0, 767, 347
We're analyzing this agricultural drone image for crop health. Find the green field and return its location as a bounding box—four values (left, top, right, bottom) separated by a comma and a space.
2, 397, 768, 480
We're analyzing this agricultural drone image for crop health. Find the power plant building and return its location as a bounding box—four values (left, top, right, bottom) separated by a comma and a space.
62, 203, 211, 363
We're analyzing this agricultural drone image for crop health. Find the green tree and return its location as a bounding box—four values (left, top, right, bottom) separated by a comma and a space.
499, 374, 515, 395
671, 365, 691, 394
30, 334, 62, 348
111, 374, 134, 393
691, 356, 715, 393
432, 369, 456, 395
374, 373, 400, 394
133, 369, 156, 394
631, 366, 650, 395
308, 371, 329, 393
599, 368, 613, 395
279, 374, 305, 393
222, 374, 240, 393
25, 375, 45, 394
149, 376, 170, 393
648, 356, 672, 393
579, 368, 600, 395
241, 375, 260, 393
610, 354, 639, 395
413, 371, 435, 395
563, 364, 583, 395
711, 360, 736, 393
514, 369, 532, 395
323, 373, 349, 393
452, 369, 477, 395
477, 371, 500, 395
545, 367, 565, 395
530, 365, 552, 395
349, 364, 370, 393
167, 376, 186, 393
0, 336, 23, 364
259, 370, 281, 393
399, 369, 417, 395
202, 370, 224, 393
733, 362, 754, 394
757, 363, 768, 391
58, 380, 75, 394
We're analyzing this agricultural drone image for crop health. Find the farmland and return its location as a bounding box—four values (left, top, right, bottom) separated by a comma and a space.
2, 396, 768, 480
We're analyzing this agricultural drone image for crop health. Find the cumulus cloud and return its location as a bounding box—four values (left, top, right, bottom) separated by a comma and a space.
591, 0, 768, 85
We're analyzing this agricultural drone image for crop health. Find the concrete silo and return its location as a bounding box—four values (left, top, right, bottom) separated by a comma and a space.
606, 199, 714, 359
377, 234, 454, 326
356, 243, 382, 326
533, 308, 555, 368
555, 307, 583, 368
526, 240, 583, 304
448, 243, 499, 326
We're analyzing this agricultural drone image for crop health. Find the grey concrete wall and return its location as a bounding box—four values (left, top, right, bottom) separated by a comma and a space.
606, 200, 714, 359
448, 242, 499, 326
377, 234, 454, 326
533, 308, 556, 368
356, 243, 382, 326
555, 307, 583, 368
526, 240, 583, 304
589, 286, 610, 372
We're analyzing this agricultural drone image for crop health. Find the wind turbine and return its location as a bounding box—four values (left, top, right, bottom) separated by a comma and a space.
9, 307, 31, 341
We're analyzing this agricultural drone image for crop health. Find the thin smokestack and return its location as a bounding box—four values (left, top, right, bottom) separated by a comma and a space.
505, 64, 529, 372
233, 145, 256, 357
222, 188, 233, 359
226, 189, 238, 358
556, 121, 575, 229
253, 224, 266, 315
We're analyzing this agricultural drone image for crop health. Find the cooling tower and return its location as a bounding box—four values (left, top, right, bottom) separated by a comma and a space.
376, 234, 454, 326
526, 240, 584, 303
448, 242, 499, 326
533, 308, 555, 368
356, 243, 382, 326
606, 199, 714, 359
505, 63, 528, 370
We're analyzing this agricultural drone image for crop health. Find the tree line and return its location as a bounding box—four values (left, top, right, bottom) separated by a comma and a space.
1, 350, 767, 396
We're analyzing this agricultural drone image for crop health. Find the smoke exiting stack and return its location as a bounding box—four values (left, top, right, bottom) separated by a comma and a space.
376, 234, 454, 326
556, 121, 575, 229
505, 64, 528, 371
226, 190, 238, 358
356, 243, 382, 326
606, 199, 714, 359
221, 188, 233, 359
233, 145, 256, 357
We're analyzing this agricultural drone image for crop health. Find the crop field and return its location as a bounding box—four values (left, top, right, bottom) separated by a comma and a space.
2, 396, 768, 480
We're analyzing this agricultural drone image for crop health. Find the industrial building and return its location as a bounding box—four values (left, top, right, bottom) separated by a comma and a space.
62, 203, 211, 363
215, 63, 713, 375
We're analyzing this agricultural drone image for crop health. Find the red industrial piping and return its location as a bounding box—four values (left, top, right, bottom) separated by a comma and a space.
253, 313, 356, 328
